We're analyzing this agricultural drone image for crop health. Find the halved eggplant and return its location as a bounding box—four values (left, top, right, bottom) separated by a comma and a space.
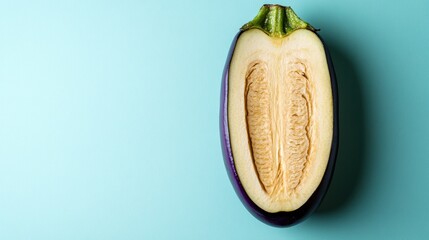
220, 4, 338, 227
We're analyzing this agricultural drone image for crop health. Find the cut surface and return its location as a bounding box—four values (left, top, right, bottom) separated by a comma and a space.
228, 29, 333, 212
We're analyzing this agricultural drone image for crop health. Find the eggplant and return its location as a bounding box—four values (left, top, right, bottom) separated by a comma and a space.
220, 4, 338, 227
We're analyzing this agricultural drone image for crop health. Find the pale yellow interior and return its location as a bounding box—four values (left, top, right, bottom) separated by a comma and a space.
228, 29, 333, 212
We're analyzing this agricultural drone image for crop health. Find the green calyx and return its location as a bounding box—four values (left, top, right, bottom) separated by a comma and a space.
241, 4, 317, 38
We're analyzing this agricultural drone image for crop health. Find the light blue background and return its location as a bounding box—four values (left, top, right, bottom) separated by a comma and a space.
1, 0, 428, 239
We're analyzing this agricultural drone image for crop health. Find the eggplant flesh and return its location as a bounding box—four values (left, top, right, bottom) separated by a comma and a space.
220, 4, 338, 227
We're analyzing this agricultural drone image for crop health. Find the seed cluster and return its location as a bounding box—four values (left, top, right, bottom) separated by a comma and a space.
245, 61, 313, 198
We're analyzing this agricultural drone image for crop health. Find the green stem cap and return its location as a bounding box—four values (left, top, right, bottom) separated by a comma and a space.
241, 4, 317, 38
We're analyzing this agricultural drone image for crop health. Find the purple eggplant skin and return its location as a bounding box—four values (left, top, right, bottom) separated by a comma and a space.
219, 31, 339, 227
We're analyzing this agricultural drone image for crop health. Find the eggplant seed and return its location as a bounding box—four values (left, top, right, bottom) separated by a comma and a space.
245, 60, 314, 199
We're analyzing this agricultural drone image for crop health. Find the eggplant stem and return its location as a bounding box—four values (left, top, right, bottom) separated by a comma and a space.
241, 5, 316, 38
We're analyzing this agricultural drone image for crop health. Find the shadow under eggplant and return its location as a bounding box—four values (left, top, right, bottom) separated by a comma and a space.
315, 38, 368, 214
